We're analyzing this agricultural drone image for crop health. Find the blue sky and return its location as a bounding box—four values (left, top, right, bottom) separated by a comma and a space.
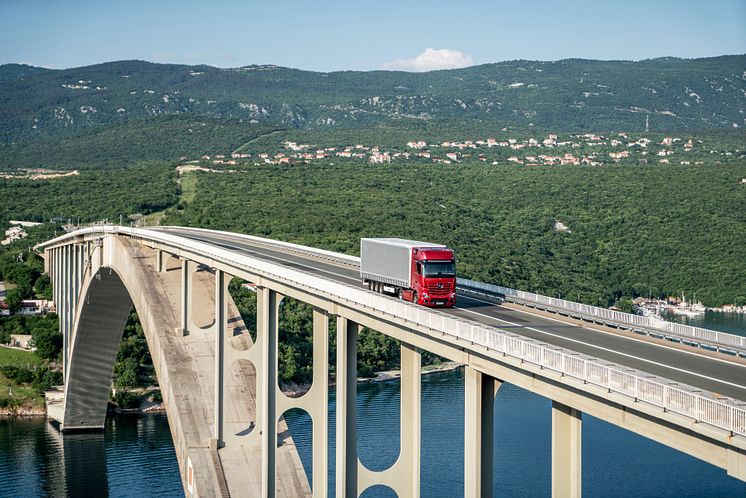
1, 0, 744, 71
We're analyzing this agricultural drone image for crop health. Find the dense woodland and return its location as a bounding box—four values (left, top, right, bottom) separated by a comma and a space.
165, 161, 746, 308
0, 161, 177, 222
0, 117, 278, 171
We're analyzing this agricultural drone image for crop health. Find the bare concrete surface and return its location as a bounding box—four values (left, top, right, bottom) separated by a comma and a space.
117, 239, 310, 497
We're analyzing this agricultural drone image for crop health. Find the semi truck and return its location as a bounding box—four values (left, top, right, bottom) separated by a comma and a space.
360, 238, 456, 307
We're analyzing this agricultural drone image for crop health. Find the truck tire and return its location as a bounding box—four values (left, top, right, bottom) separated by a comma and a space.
412, 291, 418, 304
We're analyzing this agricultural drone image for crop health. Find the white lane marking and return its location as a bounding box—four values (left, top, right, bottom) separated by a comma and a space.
453, 304, 746, 392
459, 294, 746, 370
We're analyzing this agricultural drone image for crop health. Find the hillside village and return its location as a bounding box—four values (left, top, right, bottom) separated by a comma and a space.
189, 132, 742, 167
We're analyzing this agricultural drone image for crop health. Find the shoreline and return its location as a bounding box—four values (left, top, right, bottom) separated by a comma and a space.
4, 362, 465, 418
283, 361, 463, 398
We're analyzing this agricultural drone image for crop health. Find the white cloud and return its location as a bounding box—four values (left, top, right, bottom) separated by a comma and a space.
381, 48, 474, 72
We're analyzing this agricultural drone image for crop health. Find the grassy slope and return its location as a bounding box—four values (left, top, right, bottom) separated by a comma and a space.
0, 347, 45, 410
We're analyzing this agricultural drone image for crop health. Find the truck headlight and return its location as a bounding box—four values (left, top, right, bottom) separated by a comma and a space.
450, 292, 456, 299
422, 292, 429, 299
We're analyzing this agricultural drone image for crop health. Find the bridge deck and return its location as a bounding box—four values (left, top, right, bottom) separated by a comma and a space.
165, 227, 746, 403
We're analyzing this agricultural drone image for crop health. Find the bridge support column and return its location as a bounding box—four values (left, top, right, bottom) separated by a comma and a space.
63, 244, 71, 370
336, 316, 358, 498
156, 250, 164, 273
214, 269, 227, 446
258, 286, 279, 498
399, 342, 421, 498
275, 307, 330, 497
552, 401, 582, 498
311, 309, 329, 498
357, 341, 421, 497
72, 244, 81, 329
464, 367, 501, 498
177, 259, 191, 336
53, 247, 60, 313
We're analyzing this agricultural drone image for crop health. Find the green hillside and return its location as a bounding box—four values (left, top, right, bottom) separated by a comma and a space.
1, 56, 744, 145
0, 115, 279, 170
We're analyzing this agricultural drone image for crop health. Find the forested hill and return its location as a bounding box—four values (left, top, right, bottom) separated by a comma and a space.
1, 56, 745, 143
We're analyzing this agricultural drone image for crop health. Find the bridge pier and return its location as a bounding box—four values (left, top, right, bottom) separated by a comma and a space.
63, 244, 71, 374
258, 286, 280, 497
274, 307, 330, 497
156, 249, 165, 273
552, 401, 582, 498
336, 316, 358, 497
357, 342, 421, 497
464, 367, 501, 498
214, 269, 227, 446
177, 259, 192, 336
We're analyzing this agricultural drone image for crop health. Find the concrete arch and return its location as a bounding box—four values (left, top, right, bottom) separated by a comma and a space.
56, 235, 311, 497
63, 267, 132, 429
59, 235, 225, 495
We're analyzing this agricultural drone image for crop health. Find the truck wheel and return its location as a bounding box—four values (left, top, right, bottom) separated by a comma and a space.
412, 291, 418, 304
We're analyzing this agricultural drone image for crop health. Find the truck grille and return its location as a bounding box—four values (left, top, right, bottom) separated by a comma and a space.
425, 282, 454, 295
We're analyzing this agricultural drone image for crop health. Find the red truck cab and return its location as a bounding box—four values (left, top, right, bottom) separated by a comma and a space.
407, 246, 457, 307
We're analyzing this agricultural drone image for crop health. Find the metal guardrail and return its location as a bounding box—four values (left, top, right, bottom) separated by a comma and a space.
458, 278, 746, 355
35, 226, 746, 438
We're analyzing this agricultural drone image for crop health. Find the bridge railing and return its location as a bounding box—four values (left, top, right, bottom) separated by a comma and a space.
36, 226, 746, 438
457, 278, 746, 354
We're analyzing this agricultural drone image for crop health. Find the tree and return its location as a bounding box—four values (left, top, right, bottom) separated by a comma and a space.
30, 327, 62, 361
34, 274, 52, 300
617, 298, 636, 315
114, 357, 140, 388
5, 288, 23, 313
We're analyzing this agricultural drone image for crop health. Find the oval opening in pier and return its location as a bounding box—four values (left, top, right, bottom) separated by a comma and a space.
278, 296, 314, 394
279, 407, 313, 491
360, 484, 396, 497
228, 277, 257, 345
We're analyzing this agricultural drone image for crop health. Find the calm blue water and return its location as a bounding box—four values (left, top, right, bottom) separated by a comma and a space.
0, 414, 183, 497
285, 369, 746, 497
660, 309, 746, 337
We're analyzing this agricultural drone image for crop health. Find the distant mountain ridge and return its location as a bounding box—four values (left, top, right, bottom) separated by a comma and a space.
1, 56, 744, 143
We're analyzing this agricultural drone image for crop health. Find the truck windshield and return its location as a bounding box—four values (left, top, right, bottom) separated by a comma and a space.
422, 261, 455, 277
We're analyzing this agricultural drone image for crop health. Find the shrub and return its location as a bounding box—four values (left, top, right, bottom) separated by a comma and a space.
114, 357, 140, 388
113, 389, 141, 409
33, 368, 63, 392
0, 365, 35, 384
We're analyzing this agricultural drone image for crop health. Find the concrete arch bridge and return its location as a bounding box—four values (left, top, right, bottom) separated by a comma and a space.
36, 226, 746, 497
